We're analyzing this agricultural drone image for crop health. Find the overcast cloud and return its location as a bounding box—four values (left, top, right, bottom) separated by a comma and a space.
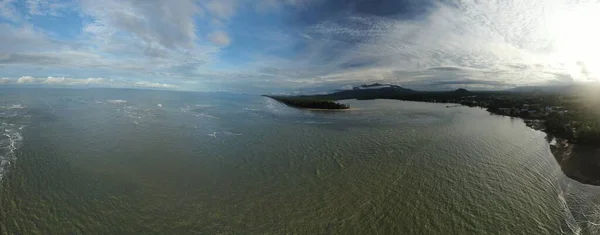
0, 0, 599, 92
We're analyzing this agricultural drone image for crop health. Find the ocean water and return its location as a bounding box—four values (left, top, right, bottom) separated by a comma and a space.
1, 88, 600, 234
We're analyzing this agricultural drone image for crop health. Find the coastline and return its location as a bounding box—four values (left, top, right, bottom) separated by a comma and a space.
305, 107, 358, 111
374, 98, 600, 186
546, 136, 600, 186
490, 106, 600, 186
263, 95, 350, 110
268, 94, 600, 186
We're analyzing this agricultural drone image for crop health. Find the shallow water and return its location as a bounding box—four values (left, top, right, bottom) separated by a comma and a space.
1, 88, 599, 234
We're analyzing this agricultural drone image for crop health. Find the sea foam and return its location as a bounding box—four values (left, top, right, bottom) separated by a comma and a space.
0, 104, 25, 181
107, 99, 127, 104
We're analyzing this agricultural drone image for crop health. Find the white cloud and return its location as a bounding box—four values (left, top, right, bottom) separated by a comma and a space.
0, 0, 70, 22
42, 76, 105, 85
208, 31, 231, 46
17, 76, 37, 84
249, 0, 600, 89
14, 76, 105, 85
2, 76, 180, 89
0, 0, 19, 22
133, 81, 178, 88
25, 0, 70, 16
81, 0, 200, 50
0, 0, 219, 83
3, 0, 600, 91
75, 0, 220, 77
204, 0, 236, 20
0, 23, 68, 57
0, 0, 225, 89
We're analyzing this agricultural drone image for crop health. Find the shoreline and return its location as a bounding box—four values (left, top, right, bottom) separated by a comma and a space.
269, 95, 600, 186
546, 136, 600, 186
347, 98, 600, 186
304, 107, 358, 111
482, 104, 600, 186
263, 95, 350, 110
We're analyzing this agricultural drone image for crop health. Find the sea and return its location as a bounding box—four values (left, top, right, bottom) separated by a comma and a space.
1, 88, 600, 234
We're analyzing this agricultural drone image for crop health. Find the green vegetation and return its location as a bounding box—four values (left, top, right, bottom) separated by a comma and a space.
263, 95, 349, 110
545, 106, 600, 145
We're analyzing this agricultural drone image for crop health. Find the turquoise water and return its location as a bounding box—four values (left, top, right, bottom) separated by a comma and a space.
0, 88, 599, 234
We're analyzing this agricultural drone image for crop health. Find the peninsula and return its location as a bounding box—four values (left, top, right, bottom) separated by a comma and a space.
262, 95, 349, 110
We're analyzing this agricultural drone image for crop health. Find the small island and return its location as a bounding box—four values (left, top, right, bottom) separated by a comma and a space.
262, 95, 349, 110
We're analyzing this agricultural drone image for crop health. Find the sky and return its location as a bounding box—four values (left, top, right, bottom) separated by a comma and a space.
0, 0, 599, 92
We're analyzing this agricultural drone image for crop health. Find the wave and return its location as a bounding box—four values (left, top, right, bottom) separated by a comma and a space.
193, 113, 219, 119
118, 105, 160, 123
195, 104, 215, 108
179, 105, 220, 120
180, 106, 192, 113
223, 131, 242, 136
558, 186, 582, 234
107, 99, 127, 104
0, 105, 26, 181
7, 104, 24, 109
207, 131, 243, 139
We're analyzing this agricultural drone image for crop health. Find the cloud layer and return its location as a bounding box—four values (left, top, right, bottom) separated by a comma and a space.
0, 0, 599, 92
2, 76, 178, 89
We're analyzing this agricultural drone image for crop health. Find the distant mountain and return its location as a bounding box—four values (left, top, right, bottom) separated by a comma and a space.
352, 83, 412, 91
266, 83, 496, 103
453, 88, 471, 94
293, 83, 417, 100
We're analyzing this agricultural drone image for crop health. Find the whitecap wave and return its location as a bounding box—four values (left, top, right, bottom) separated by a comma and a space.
8, 104, 24, 109
181, 105, 214, 112
223, 131, 242, 136
123, 105, 143, 119
193, 113, 219, 119
0, 104, 26, 181
195, 104, 214, 108
180, 106, 191, 113
113, 103, 157, 124
107, 99, 127, 104
558, 187, 582, 234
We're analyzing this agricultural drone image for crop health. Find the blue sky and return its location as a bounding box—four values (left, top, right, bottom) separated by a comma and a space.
1, 0, 599, 92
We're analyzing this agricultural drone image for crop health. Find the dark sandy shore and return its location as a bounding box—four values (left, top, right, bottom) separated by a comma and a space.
549, 138, 600, 186
524, 119, 600, 186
